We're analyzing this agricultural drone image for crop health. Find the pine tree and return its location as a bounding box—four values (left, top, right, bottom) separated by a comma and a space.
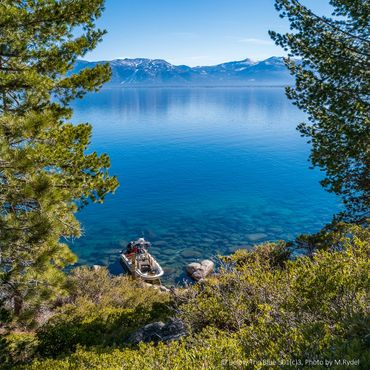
0, 0, 118, 321
270, 0, 369, 223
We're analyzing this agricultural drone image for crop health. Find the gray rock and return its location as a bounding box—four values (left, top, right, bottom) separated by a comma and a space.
192, 270, 205, 280
159, 285, 170, 293
201, 259, 214, 273
152, 240, 168, 247
180, 249, 202, 258
160, 318, 186, 340
141, 282, 170, 293
128, 318, 186, 344
268, 227, 284, 233
163, 267, 177, 275
186, 259, 214, 281
186, 262, 202, 275
245, 233, 268, 242
156, 249, 173, 257
202, 238, 214, 243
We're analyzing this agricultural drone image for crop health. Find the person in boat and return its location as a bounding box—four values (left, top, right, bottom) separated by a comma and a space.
121, 238, 163, 279
125, 241, 135, 255
125, 238, 151, 255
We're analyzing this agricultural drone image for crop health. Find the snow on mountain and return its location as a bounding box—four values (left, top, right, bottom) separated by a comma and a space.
72, 57, 292, 86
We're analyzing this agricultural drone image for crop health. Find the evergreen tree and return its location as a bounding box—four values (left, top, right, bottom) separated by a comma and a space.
270, 0, 369, 223
0, 0, 118, 321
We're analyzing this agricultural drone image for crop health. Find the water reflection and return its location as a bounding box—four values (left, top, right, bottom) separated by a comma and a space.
70, 88, 340, 284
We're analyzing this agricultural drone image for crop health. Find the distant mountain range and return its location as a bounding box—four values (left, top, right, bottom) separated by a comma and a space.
73, 57, 293, 87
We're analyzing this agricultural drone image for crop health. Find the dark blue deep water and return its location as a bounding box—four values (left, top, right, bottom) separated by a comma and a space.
71, 87, 340, 283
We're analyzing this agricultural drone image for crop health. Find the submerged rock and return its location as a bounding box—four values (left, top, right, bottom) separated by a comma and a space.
186, 259, 214, 281
128, 318, 186, 344
152, 240, 168, 247
245, 233, 268, 242
180, 249, 202, 258
228, 244, 250, 253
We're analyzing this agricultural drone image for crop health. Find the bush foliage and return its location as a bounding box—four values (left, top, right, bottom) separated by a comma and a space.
16, 224, 369, 369
36, 267, 171, 357
0, 267, 170, 368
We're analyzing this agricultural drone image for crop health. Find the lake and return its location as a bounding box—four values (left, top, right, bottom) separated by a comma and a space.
70, 87, 340, 284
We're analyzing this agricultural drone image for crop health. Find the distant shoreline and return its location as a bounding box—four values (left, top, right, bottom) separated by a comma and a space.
101, 85, 292, 89
75, 57, 293, 88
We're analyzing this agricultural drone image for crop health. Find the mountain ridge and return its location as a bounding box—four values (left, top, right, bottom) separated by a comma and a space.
73, 57, 293, 86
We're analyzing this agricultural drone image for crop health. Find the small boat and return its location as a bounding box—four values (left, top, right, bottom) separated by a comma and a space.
120, 238, 164, 281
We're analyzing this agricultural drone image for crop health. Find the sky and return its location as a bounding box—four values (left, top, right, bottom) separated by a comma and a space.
86, 0, 333, 66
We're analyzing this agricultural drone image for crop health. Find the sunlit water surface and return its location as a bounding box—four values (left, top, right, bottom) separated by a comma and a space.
70, 88, 340, 284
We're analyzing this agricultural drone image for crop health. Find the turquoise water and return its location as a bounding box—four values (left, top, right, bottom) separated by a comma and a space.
70, 87, 340, 283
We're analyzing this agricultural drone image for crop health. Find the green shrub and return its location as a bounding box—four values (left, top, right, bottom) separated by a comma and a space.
178, 225, 370, 365
21, 225, 370, 369
24, 329, 244, 370
36, 267, 171, 357
0, 332, 38, 368
65, 266, 170, 310
221, 240, 291, 269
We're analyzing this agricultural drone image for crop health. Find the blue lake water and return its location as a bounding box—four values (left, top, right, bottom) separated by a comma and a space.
70, 87, 340, 283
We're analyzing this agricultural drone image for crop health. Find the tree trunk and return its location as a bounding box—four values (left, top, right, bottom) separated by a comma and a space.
13, 292, 23, 316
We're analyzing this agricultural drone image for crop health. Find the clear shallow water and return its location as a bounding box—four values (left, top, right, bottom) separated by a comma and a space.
70, 87, 340, 284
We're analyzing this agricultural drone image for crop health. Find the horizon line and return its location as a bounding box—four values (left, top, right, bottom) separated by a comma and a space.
81, 55, 287, 68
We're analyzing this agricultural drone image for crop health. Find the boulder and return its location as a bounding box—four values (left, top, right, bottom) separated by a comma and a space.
186, 262, 202, 275
160, 318, 186, 340
192, 270, 205, 281
200, 259, 214, 276
141, 282, 170, 293
128, 318, 186, 344
186, 259, 214, 281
